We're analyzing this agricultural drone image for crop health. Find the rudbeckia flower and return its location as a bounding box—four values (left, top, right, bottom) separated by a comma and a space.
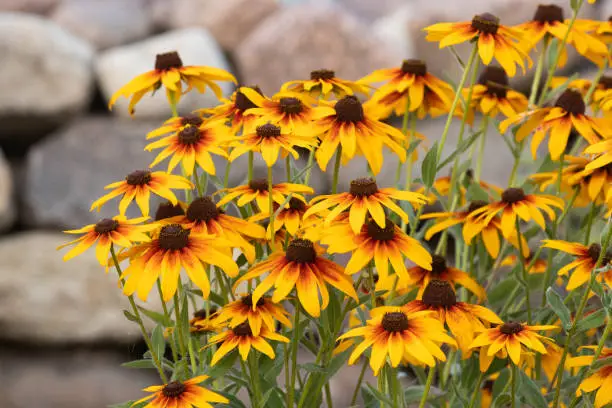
321, 216, 432, 284
234, 238, 358, 317
146, 113, 207, 139
470, 321, 558, 367
108, 51, 236, 115
570, 347, 612, 408
228, 122, 317, 168
359, 59, 455, 120
189, 308, 224, 335
406, 254, 486, 301
584, 136, 612, 172
281, 69, 370, 99
199, 86, 264, 133
121, 224, 238, 301
154, 201, 185, 221
500, 89, 611, 160
216, 178, 314, 212
90, 170, 193, 216
501, 254, 548, 274
424, 13, 531, 77
414, 170, 502, 205
215, 293, 291, 336
549, 75, 612, 100
542, 240, 612, 290
467, 187, 564, 239
313, 96, 407, 175
249, 196, 313, 238
304, 177, 428, 234
399, 280, 502, 356
58, 216, 156, 265
337, 306, 456, 375
207, 322, 289, 365
132, 376, 228, 408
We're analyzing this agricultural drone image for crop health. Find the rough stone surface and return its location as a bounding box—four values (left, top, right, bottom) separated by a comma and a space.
96, 28, 234, 118
0, 151, 15, 232
0, 0, 58, 13
0, 232, 164, 343
51, 0, 153, 50
337, 0, 408, 22
0, 13, 94, 150
168, 0, 280, 52
235, 3, 396, 94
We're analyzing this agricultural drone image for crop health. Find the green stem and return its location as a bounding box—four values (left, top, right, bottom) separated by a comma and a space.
474, 116, 488, 182
584, 49, 610, 105
248, 151, 254, 183
350, 360, 368, 406
331, 146, 342, 194
284, 342, 291, 408
286, 156, 291, 182
304, 149, 316, 185
515, 218, 532, 324
529, 37, 550, 107
157, 280, 179, 364
188, 338, 198, 375
288, 302, 301, 408
395, 99, 412, 186
418, 366, 436, 408
249, 353, 263, 408
584, 202, 598, 245
402, 114, 417, 231
174, 292, 187, 359
511, 364, 517, 408
268, 166, 275, 250
223, 160, 232, 188
467, 372, 484, 408
169, 91, 179, 117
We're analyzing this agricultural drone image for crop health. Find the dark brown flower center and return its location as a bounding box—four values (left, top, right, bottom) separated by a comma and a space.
478, 66, 509, 98
422, 279, 457, 308
381, 312, 409, 332
279, 97, 303, 114
193, 308, 217, 320
467, 200, 488, 213
256, 123, 281, 138
178, 125, 201, 145
181, 114, 203, 127
94, 218, 119, 234
431, 255, 448, 275
499, 321, 523, 335
248, 178, 269, 192
335, 95, 365, 123
599, 76, 612, 90
286, 239, 316, 263
186, 196, 220, 222
155, 51, 183, 71
162, 381, 186, 398
349, 177, 378, 197
242, 294, 265, 307
587, 243, 612, 265
471, 13, 500, 34
401, 59, 427, 76
235, 86, 262, 111
366, 219, 395, 241
289, 197, 306, 211
533, 4, 564, 23
155, 201, 185, 221
233, 322, 253, 336
310, 69, 335, 80
483, 380, 494, 392
126, 170, 152, 186
555, 89, 586, 115
501, 187, 526, 204
158, 224, 190, 250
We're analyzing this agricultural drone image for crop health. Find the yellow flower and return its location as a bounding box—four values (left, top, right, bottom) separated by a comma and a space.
108, 51, 236, 115
146, 113, 207, 139
215, 293, 291, 336
207, 323, 289, 365
132, 376, 228, 408
281, 69, 370, 99
199, 86, 265, 133
154, 201, 185, 221
570, 347, 612, 408
249, 196, 313, 238
90, 170, 193, 216
501, 254, 548, 274
424, 13, 531, 76
189, 308, 224, 335
216, 178, 313, 212
584, 136, 612, 173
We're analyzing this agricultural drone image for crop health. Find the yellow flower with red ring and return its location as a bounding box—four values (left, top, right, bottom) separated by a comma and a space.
189, 308, 224, 335
249, 196, 312, 238
146, 113, 208, 139
132, 375, 228, 408
216, 178, 313, 212
584, 137, 612, 173
198, 86, 264, 133
501, 254, 548, 275
281, 69, 370, 99
207, 323, 289, 365
215, 293, 291, 336
569, 347, 612, 408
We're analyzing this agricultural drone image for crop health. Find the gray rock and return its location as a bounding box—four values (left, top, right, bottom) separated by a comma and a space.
51, 0, 153, 50
336, 0, 408, 22
0, 13, 94, 148
0, 231, 164, 344
0, 0, 58, 13
235, 3, 396, 94
96, 28, 234, 119
0, 151, 15, 232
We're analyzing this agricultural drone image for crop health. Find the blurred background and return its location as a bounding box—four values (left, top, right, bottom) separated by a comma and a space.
0, 0, 609, 407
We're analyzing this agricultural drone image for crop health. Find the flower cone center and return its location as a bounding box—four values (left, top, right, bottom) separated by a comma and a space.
158, 224, 190, 250
126, 170, 152, 186
155, 51, 183, 71
467, 200, 488, 213
256, 123, 281, 138
248, 178, 269, 192
349, 177, 378, 197
178, 125, 201, 145
382, 312, 409, 332
186, 196, 220, 222
478, 66, 509, 98
286, 239, 316, 263
310, 69, 335, 80
181, 114, 203, 127
471, 13, 500, 34
94, 218, 119, 234
242, 294, 265, 307
555, 89, 586, 115
289, 197, 306, 211
366, 219, 395, 241
335, 96, 365, 122
502, 187, 526, 204
162, 381, 186, 397
599, 76, 612, 90
235, 86, 262, 111
401, 59, 427, 76
533, 4, 564, 23
279, 97, 303, 114
483, 380, 494, 392
155, 201, 185, 221
193, 307, 217, 319
499, 321, 523, 335
422, 279, 457, 307
233, 322, 253, 336
587, 243, 612, 265
431, 255, 448, 275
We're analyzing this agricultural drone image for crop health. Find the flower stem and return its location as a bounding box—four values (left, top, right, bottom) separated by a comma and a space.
584, 48, 610, 105
395, 99, 412, 186
511, 364, 517, 408
515, 218, 532, 324
248, 151, 254, 182
157, 280, 179, 363
331, 146, 342, 194
475, 116, 488, 182
418, 366, 436, 408
286, 156, 291, 182
288, 301, 301, 408
467, 371, 484, 408
350, 359, 368, 406
268, 166, 275, 250
584, 201, 598, 245
249, 352, 263, 408
401, 114, 417, 231
223, 160, 232, 188
174, 291, 187, 359
304, 149, 316, 185
529, 37, 550, 107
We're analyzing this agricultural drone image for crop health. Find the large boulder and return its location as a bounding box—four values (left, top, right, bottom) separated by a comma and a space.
0, 151, 15, 232
336, 0, 407, 22
0, 0, 58, 13
96, 28, 234, 119
0, 13, 94, 152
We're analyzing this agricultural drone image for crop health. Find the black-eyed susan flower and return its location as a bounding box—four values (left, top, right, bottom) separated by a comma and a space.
467, 187, 564, 239
359, 59, 455, 120
481, 379, 494, 408
542, 240, 612, 290
321, 216, 432, 284
121, 224, 238, 301
585, 137, 612, 172
406, 254, 486, 301
500, 89, 611, 160
249, 196, 312, 238
424, 13, 531, 77
501, 253, 548, 274
189, 308, 224, 335
304, 177, 428, 234
154, 201, 185, 221
228, 122, 317, 168
470, 321, 558, 367
145, 119, 233, 176
146, 113, 207, 139
58, 216, 156, 266
400, 280, 502, 356
337, 306, 456, 375
414, 170, 502, 205
313, 96, 407, 175
108, 51, 236, 115
200, 86, 264, 133
132, 375, 228, 408
549, 75, 612, 100
90, 170, 193, 216
215, 293, 291, 336
570, 347, 612, 408
207, 323, 289, 365
216, 178, 314, 212
234, 238, 358, 317
281, 69, 370, 99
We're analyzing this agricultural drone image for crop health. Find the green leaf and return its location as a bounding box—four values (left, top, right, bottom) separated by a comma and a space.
404, 386, 427, 403
517, 370, 548, 408
576, 309, 606, 334
492, 393, 512, 408
137, 306, 172, 327
364, 383, 393, 406
488, 278, 518, 306
592, 356, 612, 370
150, 324, 166, 363
123, 309, 139, 323
299, 363, 327, 373
421, 142, 438, 188
121, 359, 157, 369
546, 288, 572, 331
260, 388, 278, 407
466, 183, 490, 203
437, 131, 482, 170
